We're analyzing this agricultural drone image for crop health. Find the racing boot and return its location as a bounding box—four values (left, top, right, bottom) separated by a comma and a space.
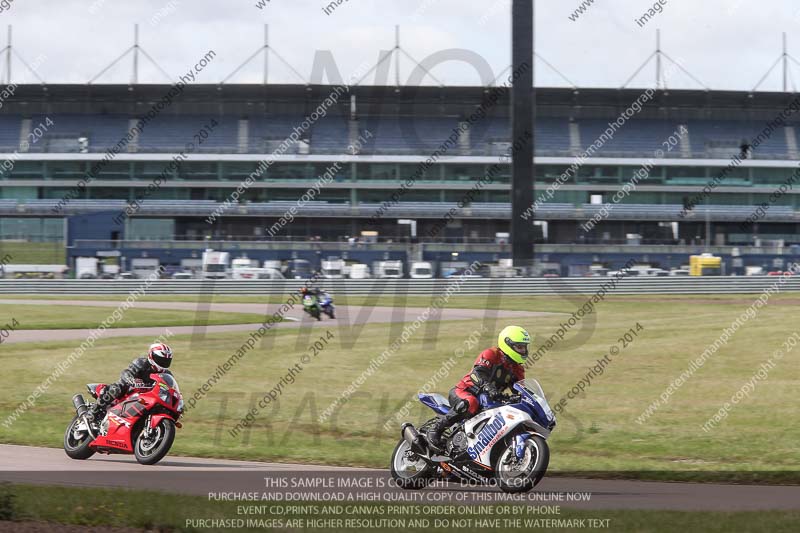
426, 415, 451, 452
426, 400, 469, 452
86, 383, 119, 426
85, 402, 106, 427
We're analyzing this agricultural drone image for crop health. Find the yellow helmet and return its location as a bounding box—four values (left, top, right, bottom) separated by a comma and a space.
498, 325, 531, 364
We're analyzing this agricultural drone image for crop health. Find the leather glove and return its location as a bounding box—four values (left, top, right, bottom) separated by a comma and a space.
483, 383, 501, 400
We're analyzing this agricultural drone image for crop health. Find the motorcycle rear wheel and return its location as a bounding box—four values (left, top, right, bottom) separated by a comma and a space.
134, 419, 176, 465
390, 438, 434, 489
63, 415, 96, 460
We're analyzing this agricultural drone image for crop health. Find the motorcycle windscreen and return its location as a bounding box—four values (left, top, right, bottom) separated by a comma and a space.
157, 373, 180, 393
515, 379, 555, 423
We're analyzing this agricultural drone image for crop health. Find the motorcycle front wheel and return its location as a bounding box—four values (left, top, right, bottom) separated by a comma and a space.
390, 438, 434, 489
134, 419, 176, 465
493, 435, 549, 493
63, 415, 96, 460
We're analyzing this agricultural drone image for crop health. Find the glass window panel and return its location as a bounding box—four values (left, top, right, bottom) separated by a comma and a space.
0, 217, 64, 240
48, 161, 87, 180
269, 163, 313, 180
127, 219, 175, 240
444, 189, 487, 203
536, 165, 574, 185
176, 161, 216, 180
397, 163, 435, 181
366, 163, 397, 180
443, 164, 485, 182
0, 186, 37, 199
752, 167, 793, 185
8, 161, 44, 180
665, 166, 707, 178
88, 161, 129, 180
312, 163, 350, 182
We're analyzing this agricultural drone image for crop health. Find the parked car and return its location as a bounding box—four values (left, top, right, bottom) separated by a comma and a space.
608, 269, 641, 278
541, 269, 560, 278
584, 267, 609, 277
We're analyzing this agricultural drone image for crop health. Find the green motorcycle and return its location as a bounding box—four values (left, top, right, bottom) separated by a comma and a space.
302, 294, 322, 320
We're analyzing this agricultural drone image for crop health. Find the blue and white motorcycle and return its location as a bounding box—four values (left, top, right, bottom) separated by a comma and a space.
391, 379, 555, 493
319, 292, 335, 319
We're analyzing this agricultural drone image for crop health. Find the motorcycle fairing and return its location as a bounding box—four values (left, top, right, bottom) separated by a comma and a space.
91, 394, 148, 451
463, 406, 526, 467
149, 413, 176, 429
513, 381, 556, 427
89, 377, 179, 452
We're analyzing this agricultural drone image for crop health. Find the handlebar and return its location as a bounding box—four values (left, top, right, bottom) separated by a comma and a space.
480, 388, 521, 407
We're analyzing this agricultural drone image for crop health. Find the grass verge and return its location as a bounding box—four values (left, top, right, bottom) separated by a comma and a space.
0, 304, 276, 330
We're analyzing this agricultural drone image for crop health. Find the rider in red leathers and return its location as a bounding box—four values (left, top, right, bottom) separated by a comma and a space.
427, 325, 531, 450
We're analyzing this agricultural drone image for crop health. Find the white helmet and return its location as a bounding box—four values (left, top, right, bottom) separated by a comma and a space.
148, 342, 173, 372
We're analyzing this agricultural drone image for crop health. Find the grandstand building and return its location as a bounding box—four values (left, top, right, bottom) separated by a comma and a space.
1, 83, 799, 274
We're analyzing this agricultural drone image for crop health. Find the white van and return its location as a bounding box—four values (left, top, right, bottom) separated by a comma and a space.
349, 264, 371, 279
376, 260, 403, 279
410, 261, 434, 278
321, 259, 345, 279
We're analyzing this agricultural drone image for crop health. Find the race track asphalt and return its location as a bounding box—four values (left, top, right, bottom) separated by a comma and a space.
1, 444, 799, 511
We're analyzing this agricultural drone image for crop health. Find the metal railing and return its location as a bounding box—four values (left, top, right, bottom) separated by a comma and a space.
1, 276, 799, 295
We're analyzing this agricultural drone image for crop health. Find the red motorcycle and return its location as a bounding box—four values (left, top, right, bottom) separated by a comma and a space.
64, 373, 183, 465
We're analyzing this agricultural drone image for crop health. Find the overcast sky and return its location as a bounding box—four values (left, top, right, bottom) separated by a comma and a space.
2, 0, 800, 91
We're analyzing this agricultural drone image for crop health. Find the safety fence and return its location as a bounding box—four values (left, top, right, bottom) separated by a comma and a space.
1, 276, 800, 295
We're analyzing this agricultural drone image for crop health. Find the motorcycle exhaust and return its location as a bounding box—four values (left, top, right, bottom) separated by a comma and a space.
72, 393, 97, 439
72, 394, 88, 419
401, 423, 427, 454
